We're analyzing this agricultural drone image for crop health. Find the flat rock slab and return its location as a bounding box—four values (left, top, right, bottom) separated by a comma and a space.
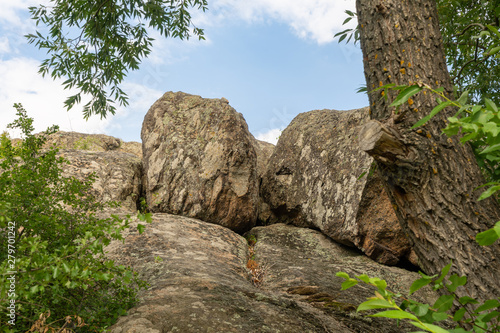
141, 92, 259, 233
107, 215, 438, 333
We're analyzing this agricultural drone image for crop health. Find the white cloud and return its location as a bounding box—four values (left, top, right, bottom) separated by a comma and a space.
0, 36, 10, 54
0, 57, 113, 138
0, 0, 46, 30
206, 0, 357, 44
255, 128, 282, 145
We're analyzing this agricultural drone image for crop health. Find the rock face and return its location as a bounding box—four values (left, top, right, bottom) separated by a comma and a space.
253, 139, 276, 223
58, 150, 142, 213
260, 108, 410, 265
107, 215, 437, 333
356, 174, 416, 265
10, 131, 143, 213
44, 131, 142, 158
141, 92, 259, 233
13, 93, 429, 331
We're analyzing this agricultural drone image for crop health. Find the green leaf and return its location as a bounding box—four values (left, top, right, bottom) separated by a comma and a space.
457, 90, 469, 105
357, 298, 395, 311
486, 25, 500, 39
476, 225, 500, 246
478, 185, 500, 201
453, 308, 466, 322
447, 274, 467, 293
357, 274, 370, 283
482, 122, 500, 138
369, 310, 418, 321
436, 262, 452, 284
432, 311, 449, 322
374, 279, 387, 291
484, 98, 498, 113
410, 322, 452, 333
486, 46, 500, 56
474, 299, 500, 314
343, 17, 353, 25
480, 310, 500, 323
412, 101, 453, 129
458, 296, 479, 305
448, 328, 469, 333
137, 223, 145, 234
341, 279, 359, 290
410, 303, 430, 317
479, 143, 500, 155
357, 171, 367, 181
410, 277, 432, 295
336, 271, 350, 279
389, 85, 423, 107
433, 295, 454, 313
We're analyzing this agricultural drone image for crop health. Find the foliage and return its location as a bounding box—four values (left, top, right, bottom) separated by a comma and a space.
0, 104, 150, 332
26, 0, 208, 119
437, 0, 500, 105
333, 10, 359, 44
336, 19, 500, 333
337, 260, 500, 333
335, 2, 500, 105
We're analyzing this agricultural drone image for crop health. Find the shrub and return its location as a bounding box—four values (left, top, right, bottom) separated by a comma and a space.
0, 104, 148, 332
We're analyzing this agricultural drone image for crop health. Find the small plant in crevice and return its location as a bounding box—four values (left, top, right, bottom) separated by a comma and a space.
245, 234, 267, 287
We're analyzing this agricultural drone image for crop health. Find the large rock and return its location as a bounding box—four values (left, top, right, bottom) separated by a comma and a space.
141, 92, 259, 233
106, 215, 439, 333
9, 132, 142, 213
260, 108, 411, 265
58, 150, 142, 213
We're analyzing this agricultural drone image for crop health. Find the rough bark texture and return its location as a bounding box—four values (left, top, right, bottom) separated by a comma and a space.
356, 0, 500, 300
141, 92, 259, 233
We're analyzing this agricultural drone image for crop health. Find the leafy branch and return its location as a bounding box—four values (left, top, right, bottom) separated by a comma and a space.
25, 0, 208, 119
337, 260, 500, 333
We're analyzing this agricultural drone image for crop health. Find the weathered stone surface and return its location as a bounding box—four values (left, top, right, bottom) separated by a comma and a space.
254, 139, 275, 179
107, 216, 439, 333
141, 91, 259, 233
253, 139, 276, 223
248, 224, 440, 332
58, 150, 142, 212
356, 174, 416, 265
43, 131, 142, 158
260, 108, 411, 265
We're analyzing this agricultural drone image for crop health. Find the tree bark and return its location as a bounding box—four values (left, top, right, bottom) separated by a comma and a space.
356, 0, 500, 301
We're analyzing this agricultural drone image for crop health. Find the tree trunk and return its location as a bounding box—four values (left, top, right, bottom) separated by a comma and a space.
356, 0, 500, 301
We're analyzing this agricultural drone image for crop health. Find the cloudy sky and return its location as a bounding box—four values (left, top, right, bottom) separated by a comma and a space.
0, 0, 367, 144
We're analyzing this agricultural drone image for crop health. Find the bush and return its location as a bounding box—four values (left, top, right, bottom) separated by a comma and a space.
0, 104, 147, 332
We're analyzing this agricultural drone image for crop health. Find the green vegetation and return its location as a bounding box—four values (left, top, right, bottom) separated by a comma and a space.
438, 0, 500, 105
0, 104, 149, 332
335, 8, 500, 333
26, 0, 208, 119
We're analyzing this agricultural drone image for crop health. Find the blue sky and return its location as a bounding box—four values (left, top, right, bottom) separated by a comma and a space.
0, 0, 367, 144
